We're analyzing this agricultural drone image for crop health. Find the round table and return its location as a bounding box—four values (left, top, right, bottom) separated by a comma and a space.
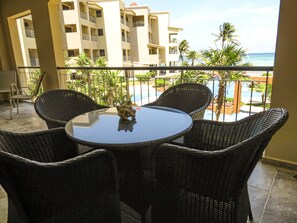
65, 106, 193, 222
65, 106, 193, 148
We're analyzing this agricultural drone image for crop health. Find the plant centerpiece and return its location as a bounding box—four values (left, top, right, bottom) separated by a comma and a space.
116, 100, 136, 120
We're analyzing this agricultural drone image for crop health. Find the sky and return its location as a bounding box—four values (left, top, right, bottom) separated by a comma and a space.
129, 0, 280, 53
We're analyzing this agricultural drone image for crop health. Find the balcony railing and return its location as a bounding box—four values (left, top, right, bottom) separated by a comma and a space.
133, 21, 144, 27
82, 33, 89, 40
121, 18, 125, 24
89, 15, 96, 23
91, 35, 97, 42
18, 66, 273, 122
80, 11, 87, 20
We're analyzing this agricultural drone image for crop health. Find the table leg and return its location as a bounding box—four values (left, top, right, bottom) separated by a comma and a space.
109, 145, 156, 223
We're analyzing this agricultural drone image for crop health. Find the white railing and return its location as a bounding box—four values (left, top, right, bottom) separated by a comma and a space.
133, 21, 144, 27
89, 15, 96, 23
82, 33, 89, 40
91, 35, 97, 42
80, 11, 87, 20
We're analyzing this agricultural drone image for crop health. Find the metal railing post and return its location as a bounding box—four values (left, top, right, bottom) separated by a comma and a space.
125, 70, 130, 100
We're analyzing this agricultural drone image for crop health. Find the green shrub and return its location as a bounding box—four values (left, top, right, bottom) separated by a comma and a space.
135, 72, 152, 81
154, 78, 170, 88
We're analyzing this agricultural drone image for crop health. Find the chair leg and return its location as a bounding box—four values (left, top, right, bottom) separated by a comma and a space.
16, 100, 19, 114
248, 205, 254, 221
9, 99, 13, 119
141, 214, 146, 223
247, 188, 253, 221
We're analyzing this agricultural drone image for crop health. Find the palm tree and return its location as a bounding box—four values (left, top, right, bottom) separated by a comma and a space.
202, 23, 247, 120
187, 50, 200, 66
75, 53, 92, 67
95, 57, 107, 67
178, 39, 189, 63
214, 22, 238, 48
94, 57, 127, 106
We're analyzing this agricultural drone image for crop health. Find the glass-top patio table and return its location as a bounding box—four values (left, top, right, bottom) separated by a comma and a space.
65, 106, 193, 222
65, 106, 192, 148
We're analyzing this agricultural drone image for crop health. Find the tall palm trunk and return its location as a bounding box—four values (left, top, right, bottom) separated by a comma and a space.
215, 79, 227, 121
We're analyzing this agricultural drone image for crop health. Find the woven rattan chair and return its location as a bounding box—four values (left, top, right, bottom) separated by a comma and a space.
0, 128, 121, 223
152, 108, 288, 223
144, 83, 212, 119
34, 89, 108, 129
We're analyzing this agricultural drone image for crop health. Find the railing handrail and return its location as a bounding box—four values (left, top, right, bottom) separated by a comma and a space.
18, 65, 273, 72
50, 66, 273, 71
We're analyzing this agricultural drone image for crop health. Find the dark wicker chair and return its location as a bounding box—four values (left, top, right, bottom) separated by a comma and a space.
0, 128, 121, 223
152, 108, 288, 223
143, 83, 212, 119
34, 89, 108, 129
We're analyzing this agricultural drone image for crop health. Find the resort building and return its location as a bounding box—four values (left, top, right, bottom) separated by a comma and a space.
17, 0, 182, 75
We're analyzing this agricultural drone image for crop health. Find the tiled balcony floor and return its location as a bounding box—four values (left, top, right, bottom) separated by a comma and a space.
0, 102, 296, 223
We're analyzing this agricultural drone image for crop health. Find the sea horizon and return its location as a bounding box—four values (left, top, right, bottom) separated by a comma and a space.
244, 52, 274, 66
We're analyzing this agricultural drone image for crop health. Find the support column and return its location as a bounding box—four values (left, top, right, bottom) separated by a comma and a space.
263, 0, 297, 168
30, 0, 64, 90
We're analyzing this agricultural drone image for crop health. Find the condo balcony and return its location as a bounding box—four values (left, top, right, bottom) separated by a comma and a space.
0, 65, 295, 222
0, 1, 296, 223
82, 33, 90, 40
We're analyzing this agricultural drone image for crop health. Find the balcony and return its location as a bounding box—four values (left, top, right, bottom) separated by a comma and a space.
91, 35, 97, 42
133, 21, 144, 27
82, 33, 89, 40
0, 75, 296, 223
0, 64, 293, 222
89, 15, 96, 23
0, 0, 296, 221
80, 11, 87, 20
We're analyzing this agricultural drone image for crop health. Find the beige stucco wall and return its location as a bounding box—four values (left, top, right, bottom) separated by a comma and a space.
98, 1, 123, 66
264, 0, 297, 166
130, 7, 150, 65
0, 0, 64, 90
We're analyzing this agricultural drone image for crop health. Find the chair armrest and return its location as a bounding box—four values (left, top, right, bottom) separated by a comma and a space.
37, 114, 68, 128
183, 118, 256, 151
10, 83, 19, 96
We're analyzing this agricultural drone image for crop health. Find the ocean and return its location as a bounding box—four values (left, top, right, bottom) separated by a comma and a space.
244, 53, 275, 66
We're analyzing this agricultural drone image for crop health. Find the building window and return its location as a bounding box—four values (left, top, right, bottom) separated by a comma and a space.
133, 16, 144, 27
65, 24, 77, 33
98, 28, 104, 36
169, 47, 178, 54
96, 10, 102, 17
62, 2, 74, 10
99, 49, 105, 56
123, 50, 126, 61
68, 49, 79, 57
122, 30, 125, 41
